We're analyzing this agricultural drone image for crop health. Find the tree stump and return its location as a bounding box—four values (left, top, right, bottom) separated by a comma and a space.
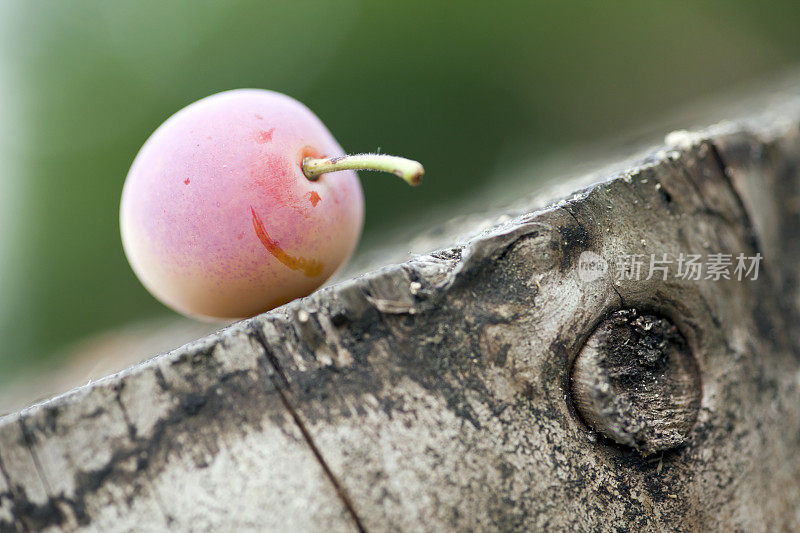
2, 94, 800, 531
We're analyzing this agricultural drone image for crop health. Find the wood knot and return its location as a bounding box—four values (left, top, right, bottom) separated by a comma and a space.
570, 309, 701, 455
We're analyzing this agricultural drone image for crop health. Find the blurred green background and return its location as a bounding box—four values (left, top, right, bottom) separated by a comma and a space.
1, 1, 800, 387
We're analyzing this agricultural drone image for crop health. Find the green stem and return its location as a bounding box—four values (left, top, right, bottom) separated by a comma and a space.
302, 153, 424, 186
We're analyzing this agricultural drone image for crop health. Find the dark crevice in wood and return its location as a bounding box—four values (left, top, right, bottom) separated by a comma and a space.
112, 391, 172, 526
18, 421, 51, 499
706, 140, 763, 255
678, 163, 710, 209
0, 451, 31, 533
253, 326, 291, 389
251, 326, 367, 533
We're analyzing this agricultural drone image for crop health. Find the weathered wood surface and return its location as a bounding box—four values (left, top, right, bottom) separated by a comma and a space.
3, 97, 800, 531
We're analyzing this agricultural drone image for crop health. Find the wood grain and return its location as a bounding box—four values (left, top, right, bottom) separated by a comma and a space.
2, 99, 800, 531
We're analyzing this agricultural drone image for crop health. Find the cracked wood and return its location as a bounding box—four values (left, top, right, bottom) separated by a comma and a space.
2, 97, 800, 531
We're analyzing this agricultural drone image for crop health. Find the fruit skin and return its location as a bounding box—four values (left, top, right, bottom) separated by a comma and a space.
120, 89, 364, 320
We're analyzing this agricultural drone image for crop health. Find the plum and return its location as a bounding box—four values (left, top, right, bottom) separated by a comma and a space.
120, 89, 422, 320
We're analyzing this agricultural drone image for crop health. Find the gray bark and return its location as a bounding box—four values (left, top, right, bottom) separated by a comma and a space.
2, 96, 800, 531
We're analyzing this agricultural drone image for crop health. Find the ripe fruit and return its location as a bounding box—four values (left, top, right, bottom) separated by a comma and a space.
120, 89, 423, 320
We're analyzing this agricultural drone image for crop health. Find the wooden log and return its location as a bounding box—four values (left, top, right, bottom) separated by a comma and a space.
2, 97, 800, 531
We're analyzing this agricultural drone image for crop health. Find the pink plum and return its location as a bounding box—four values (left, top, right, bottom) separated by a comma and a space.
120, 89, 367, 320
121, 89, 423, 320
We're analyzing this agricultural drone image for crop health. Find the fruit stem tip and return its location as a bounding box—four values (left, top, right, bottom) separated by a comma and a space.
302, 153, 424, 186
